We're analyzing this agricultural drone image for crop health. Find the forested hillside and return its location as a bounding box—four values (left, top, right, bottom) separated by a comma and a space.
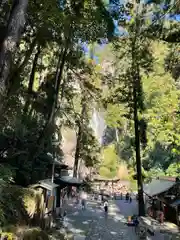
98, 40, 180, 179
0, 0, 110, 186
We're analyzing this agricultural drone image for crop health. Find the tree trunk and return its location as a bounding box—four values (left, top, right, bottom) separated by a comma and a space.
16, 36, 37, 75
28, 23, 72, 184
0, 0, 28, 109
29, 44, 69, 183
73, 121, 82, 178
131, 27, 145, 217
132, 81, 145, 216
73, 99, 86, 178
8, 36, 37, 95
23, 44, 41, 115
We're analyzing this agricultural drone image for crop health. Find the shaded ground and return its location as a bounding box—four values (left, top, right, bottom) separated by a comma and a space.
115, 198, 138, 217
61, 199, 137, 240
58, 198, 179, 240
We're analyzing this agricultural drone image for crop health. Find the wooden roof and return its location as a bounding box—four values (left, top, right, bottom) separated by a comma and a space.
54, 176, 83, 186
30, 179, 58, 191
144, 179, 177, 197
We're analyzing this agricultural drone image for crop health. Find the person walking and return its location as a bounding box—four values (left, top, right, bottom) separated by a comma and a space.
104, 199, 108, 218
80, 189, 87, 210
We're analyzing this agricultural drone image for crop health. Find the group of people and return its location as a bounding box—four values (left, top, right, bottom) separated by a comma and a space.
80, 190, 109, 214
64, 186, 134, 214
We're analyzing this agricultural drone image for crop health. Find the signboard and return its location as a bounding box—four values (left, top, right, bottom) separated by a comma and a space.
47, 196, 54, 211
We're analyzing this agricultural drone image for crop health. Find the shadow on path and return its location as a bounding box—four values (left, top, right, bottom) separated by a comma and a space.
58, 200, 138, 240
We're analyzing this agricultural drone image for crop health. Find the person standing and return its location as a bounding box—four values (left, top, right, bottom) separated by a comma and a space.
104, 199, 108, 215
120, 192, 123, 200
159, 202, 164, 224
80, 189, 87, 210
126, 192, 129, 202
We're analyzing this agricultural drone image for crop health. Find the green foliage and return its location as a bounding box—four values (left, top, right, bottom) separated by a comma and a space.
96, 7, 180, 180
99, 144, 119, 179
0, 185, 38, 226
129, 180, 138, 191
166, 163, 180, 177
0, 165, 13, 183
0, 233, 14, 240
80, 127, 101, 168
105, 103, 126, 128
21, 228, 49, 240
105, 39, 180, 175
0, 0, 114, 187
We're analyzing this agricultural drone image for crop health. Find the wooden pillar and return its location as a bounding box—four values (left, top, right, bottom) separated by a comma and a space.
176, 206, 179, 227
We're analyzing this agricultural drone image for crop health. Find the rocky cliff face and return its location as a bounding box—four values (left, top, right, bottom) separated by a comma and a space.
61, 45, 118, 175
61, 127, 76, 169
61, 127, 90, 178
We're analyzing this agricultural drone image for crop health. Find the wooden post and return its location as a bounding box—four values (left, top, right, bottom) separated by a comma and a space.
112, 181, 114, 199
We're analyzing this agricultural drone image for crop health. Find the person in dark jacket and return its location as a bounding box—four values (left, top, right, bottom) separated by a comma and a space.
126, 192, 129, 202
